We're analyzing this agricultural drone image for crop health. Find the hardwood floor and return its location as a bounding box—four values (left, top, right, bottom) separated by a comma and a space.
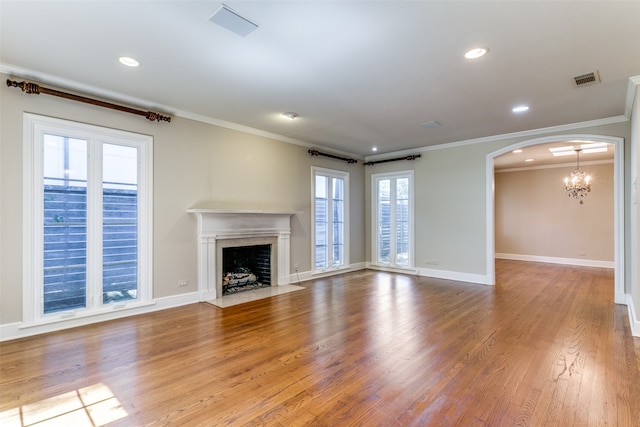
1, 260, 639, 426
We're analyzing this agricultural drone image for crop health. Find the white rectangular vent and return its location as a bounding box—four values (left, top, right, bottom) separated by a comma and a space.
421, 120, 442, 129
573, 71, 601, 87
209, 4, 258, 37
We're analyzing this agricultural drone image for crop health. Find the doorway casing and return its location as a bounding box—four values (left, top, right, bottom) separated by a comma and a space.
486, 134, 625, 305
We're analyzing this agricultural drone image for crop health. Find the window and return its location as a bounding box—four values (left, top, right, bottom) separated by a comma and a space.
312, 167, 349, 272
372, 171, 413, 268
23, 114, 152, 323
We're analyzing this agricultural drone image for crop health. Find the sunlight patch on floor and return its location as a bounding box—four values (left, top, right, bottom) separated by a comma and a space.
0, 383, 127, 427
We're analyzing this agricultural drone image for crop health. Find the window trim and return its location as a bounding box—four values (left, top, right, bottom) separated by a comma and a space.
371, 170, 414, 270
22, 113, 153, 326
311, 166, 350, 274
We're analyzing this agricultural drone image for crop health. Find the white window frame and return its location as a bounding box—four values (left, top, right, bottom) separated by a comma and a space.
22, 113, 153, 326
371, 170, 414, 269
311, 166, 350, 274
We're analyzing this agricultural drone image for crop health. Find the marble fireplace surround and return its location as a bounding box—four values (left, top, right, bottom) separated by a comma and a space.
187, 209, 298, 300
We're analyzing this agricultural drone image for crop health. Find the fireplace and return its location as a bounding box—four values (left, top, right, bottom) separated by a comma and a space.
188, 208, 297, 300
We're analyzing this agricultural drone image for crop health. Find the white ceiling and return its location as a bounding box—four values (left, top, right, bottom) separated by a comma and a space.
1, 1, 639, 163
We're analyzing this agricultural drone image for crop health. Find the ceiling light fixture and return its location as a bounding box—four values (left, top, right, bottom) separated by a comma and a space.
512, 105, 530, 113
464, 47, 489, 59
372, 147, 378, 152
563, 149, 592, 204
118, 56, 139, 67
282, 112, 298, 120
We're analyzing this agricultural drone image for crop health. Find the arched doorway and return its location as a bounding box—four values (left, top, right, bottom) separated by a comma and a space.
486, 134, 625, 304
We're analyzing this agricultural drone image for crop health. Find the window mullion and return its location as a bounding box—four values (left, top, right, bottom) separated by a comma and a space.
327, 178, 334, 267
86, 140, 103, 309
389, 178, 398, 267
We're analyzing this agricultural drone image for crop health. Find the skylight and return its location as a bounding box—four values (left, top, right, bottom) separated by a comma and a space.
548, 143, 608, 157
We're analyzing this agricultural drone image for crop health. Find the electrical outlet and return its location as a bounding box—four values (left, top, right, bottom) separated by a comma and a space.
293, 263, 299, 270
425, 259, 439, 265
178, 279, 189, 287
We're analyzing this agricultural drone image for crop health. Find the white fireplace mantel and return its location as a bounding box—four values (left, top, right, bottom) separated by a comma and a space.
188, 208, 299, 300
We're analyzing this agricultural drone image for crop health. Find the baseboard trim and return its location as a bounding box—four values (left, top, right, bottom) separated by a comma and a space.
290, 262, 367, 284
627, 294, 640, 337
0, 292, 200, 342
416, 267, 491, 285
495, 253, 614, 268
365, 263, 490, 286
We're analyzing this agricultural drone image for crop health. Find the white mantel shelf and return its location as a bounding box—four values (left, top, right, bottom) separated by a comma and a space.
187, 208, 302, 216
188, 208, 299, 301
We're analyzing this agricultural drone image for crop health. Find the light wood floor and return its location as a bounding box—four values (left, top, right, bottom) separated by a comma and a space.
2, 260, 639, 426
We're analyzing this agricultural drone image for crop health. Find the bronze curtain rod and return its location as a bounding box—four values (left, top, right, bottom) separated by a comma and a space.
6, 79, 171, 123
364, 154, 421, 166
308, 149, 358, 164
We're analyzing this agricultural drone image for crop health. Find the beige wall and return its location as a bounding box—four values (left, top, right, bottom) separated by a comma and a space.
0, 73, 365, 325
495, 163, 614, 262
365, 121, 631, 280
2, 72, 637, 335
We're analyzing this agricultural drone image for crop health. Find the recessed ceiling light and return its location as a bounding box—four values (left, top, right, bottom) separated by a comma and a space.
513, 149, 523, 153
525, 158, 534, 162
464, 47, 489, 59
372, 147, 378, 152
512, 105, 530, 113
282, 112, 298, 120
118, 56, 139, 67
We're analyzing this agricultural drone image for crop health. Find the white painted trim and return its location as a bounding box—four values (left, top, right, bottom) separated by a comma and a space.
366, 263, 489, 285
311, 167, 351, 273
21, 113, 154, 324
496, 159, 613, 174
365, 116, 627, 162
627, 293, 640, 337
293, 262, 367, 283
366, 263, 419, 275
495, 253, 615, 269
486, 134, 625, 305
415, 267, 491, 285
370, 170, 415, 270
0, 293, 200, 342
624, 76, 640, 118
1, 63, 364, 160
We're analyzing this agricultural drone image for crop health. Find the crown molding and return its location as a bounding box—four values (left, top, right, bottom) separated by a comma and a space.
0, 63, 363, 160
624, 75, 640, 118
365, 116, 628, 162
495, 158, 614, 173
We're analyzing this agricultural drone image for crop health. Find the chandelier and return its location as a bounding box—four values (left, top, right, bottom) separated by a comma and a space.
563, 149, 592, 204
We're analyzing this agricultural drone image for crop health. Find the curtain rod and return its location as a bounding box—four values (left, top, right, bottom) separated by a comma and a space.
308, 149, 358, 164
364, 154, 421, 166
6, 79, 171, 123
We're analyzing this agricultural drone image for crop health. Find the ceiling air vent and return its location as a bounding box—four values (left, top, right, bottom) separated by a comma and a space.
209, 4, 258, 37
573, 71, 601, 87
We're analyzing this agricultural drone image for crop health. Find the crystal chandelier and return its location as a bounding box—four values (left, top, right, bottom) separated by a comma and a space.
563, 149, 592, 204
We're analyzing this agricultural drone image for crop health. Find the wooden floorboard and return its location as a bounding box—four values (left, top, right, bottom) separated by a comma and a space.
1, 260, 639, 426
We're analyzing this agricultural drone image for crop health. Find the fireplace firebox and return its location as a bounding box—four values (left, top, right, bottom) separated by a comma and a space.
222, 244, 272, 295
